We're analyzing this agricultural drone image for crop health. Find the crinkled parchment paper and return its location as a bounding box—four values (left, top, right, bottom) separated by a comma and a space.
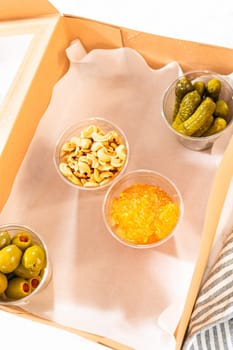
1, 40, 233, 350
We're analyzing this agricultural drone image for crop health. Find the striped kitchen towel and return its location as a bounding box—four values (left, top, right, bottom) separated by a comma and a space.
183, 230, 233, 349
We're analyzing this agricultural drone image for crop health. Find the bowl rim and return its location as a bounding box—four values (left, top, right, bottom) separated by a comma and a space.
0, 223, 51, 305
102, 168, 184, 249
161, 69, 233, 142
53, 116, 130, 191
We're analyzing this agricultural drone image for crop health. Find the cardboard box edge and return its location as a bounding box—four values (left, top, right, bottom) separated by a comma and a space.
0, 0, 59, 21
1, 12, 233, 350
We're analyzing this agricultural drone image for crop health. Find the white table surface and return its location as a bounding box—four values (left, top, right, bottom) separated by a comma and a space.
1, 1, 233, 349
52, 0, 233, 49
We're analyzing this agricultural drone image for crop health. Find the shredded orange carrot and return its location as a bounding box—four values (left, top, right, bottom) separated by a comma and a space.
110, 184, 179, 245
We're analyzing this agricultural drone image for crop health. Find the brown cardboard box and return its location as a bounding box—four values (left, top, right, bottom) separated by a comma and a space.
1, 1, 233, 349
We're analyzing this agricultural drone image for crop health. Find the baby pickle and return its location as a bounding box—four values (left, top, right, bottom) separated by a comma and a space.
193, 81, 205, 97
172, 90, 201, 127
203, 117, 227, 136
214, 100, 229, 120
175, 77, 194, 100
175, 97, 216, 136
173, 77, 194, 117
207, 78, 221, 101
193, 115, 214, 137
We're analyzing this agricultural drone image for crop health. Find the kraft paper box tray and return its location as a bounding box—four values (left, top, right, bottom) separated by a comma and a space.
1, 1, 233, 349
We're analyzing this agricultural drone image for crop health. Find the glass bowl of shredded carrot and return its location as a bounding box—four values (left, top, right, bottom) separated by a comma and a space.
103, 169, 183, 248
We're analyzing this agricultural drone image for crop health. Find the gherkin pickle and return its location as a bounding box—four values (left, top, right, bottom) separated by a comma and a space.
193, 115, 214, 137
203, 117, 227, 136
173, 77, 194, 117
175, 97, 216, 136
175, 77, 194, 100
193, 81, 205, 97
173, 100, 181, 119
214, 100, 229, 120
172, 90, 201, 127
207, 78, 221, 101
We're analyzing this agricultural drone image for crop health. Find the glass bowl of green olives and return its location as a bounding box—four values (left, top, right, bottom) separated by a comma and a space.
0, 224, 51, 305
161, 70, 233, 151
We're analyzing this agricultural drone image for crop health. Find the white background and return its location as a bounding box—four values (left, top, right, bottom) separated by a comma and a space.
52, 0, 233, 49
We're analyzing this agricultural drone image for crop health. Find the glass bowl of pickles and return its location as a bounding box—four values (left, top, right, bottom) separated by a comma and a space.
161, 70, 233, 151
0, 224, 51, 305
103, 169, 183, 248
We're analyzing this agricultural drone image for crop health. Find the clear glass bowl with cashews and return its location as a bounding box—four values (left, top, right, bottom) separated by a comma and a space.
54, 117, 129, 190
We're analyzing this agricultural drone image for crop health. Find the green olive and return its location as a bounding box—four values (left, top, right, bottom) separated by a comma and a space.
0, 271, 8, 294
11, 231, 32, 251
0, 244, 22, 274
0, 231, 11, 249
14, 263, 40, 279
29, 276, 41, 291
22, 245, 46, 272
5, 277, 31, 299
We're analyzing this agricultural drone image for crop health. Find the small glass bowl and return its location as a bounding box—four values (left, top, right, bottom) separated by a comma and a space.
161, 70, 233, 151
0, 224, 52, 305
54, 117, 129, 191
103, 169, 183, 249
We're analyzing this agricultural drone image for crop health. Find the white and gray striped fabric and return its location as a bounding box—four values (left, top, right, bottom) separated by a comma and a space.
183, 230, 233, 350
